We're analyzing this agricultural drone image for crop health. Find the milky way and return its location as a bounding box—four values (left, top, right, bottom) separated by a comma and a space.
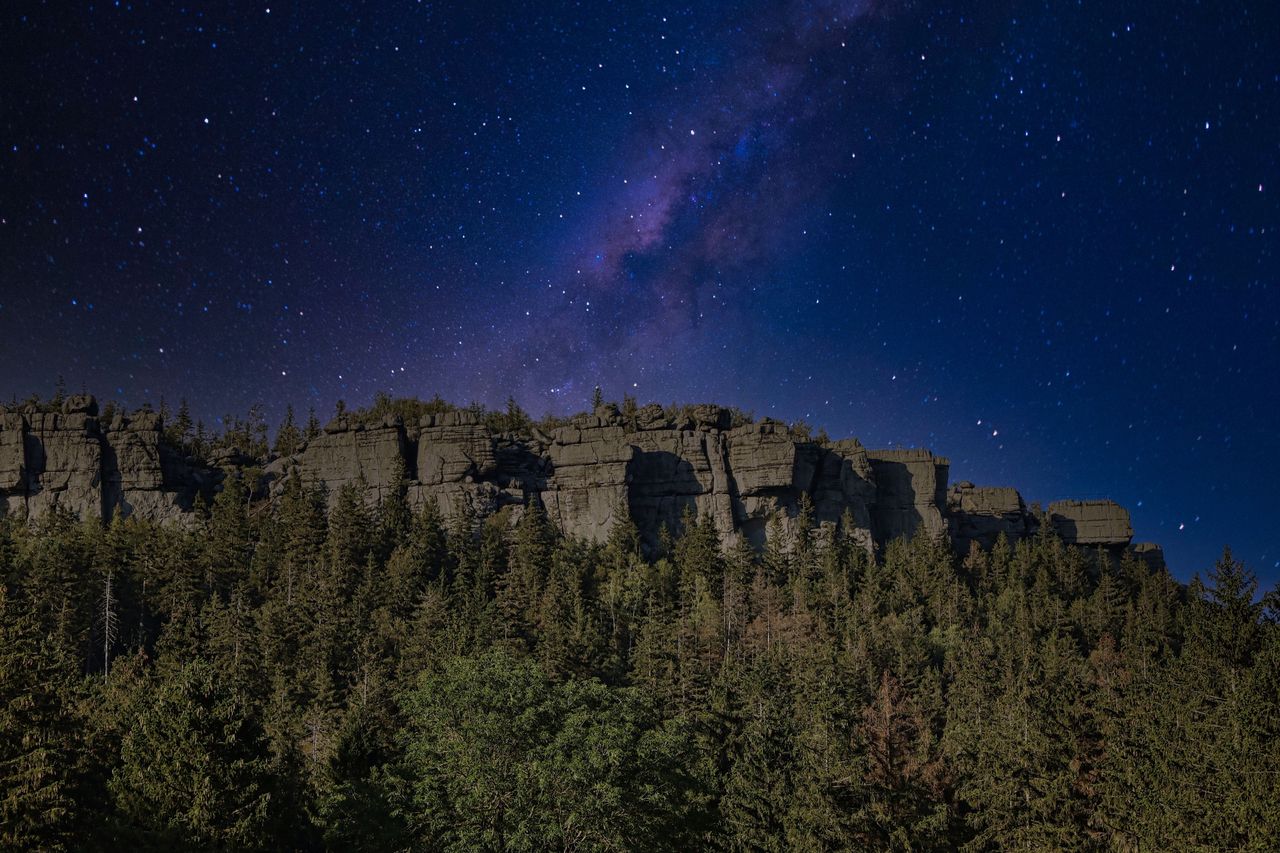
1, 1, 1277, 581
549, 0, 887, 375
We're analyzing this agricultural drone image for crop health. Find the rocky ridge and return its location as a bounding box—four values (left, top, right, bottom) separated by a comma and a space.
0, 395, 212, 526
0, 395, 1160, 566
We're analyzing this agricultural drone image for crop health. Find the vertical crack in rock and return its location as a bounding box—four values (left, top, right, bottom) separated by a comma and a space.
0, 394, 1149, 565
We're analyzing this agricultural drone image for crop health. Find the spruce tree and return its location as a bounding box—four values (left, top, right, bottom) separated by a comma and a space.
271, 404, 302, 458
0, 588, 78, 851
496, 499, 556, 647
110, 660, 274, 849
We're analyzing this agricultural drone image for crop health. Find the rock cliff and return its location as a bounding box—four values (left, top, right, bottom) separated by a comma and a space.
947, 482, 1030, 552
0, 394, 1151, 562
0, 396, 208, 525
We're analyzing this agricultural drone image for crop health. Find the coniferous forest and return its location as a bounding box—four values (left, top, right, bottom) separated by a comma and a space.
2, 470, 1279, 851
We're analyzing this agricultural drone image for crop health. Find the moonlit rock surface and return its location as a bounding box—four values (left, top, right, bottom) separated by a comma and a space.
0, 398, 205, 525
1047, 500, 1134, 547
948, 482, 1031, 552
0, 395, 1149, 560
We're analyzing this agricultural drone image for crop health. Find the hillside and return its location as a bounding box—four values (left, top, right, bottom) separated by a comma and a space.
2, 394, 1278, 849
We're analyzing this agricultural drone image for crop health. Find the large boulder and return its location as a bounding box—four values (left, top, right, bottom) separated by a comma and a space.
1129, 542, 1166, 571
635, 403, 673, 431
689, 404, 731, 431
61, 394, 98, 416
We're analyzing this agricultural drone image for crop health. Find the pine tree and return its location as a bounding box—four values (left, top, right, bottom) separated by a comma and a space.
496, 500, 556, 646
203, 588, 262, 701
304, 406, 321, 441
193, 419, 209, 459
856, 671, 950, 847
720, 659, 796, 852
272, 404, 303, 457
535, 538, 602, 678
312, 702, 404, 851
163, 398, 195, 451
96, 567, 118, 683
203, 474, 253, 597
276, 477, 327, 607
18, 509, 94, 687
110, 659, 274, 849
375, 471, 412, 560
0, 588, 78, 851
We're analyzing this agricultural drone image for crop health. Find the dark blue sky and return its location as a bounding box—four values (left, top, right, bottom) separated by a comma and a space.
2, 0, 1277, 582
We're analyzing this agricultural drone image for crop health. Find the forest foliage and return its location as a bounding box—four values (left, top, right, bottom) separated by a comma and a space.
1, 476, 1278, 851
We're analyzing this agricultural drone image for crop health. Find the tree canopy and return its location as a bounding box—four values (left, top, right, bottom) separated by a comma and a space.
0, 492, 1277, 850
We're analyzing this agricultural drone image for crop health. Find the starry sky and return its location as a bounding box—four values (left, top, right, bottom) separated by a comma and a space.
2, 0, 1277, 582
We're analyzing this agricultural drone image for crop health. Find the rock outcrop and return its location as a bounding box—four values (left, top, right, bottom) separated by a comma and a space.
543, 418, 636, 543
292, 414, 411, 500
15, 408, 105, 519
0, 397, 207, 524
0, 393, 1155, 564
1046, 500, 1133, 547
102, 410, 202, 524
867, 449, 949, 543
1129, 542, 1166, 571
0, 413, 25, 494
947, 482, 1030, 552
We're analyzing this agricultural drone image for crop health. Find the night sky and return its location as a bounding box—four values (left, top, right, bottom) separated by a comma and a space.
2, 1, 1277, 582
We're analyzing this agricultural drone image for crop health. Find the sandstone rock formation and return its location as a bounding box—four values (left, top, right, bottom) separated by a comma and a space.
294, 414, 411, 500
1129, 542, 1166, 571
102, 410, 201, 524
0, 393, 1154, 564
947, 482, 1031, 553
1046, 500, 1133, 547
0, 397, 207, 524
867, 449, 949, 543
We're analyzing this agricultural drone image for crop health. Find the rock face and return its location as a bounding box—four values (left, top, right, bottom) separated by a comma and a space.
18, 410, 105, 519
947, 482, 1030, 552
1046, 500, 1133, 547
261, 405, 881, 553
0, 398, 207, 524
866, 449, 949, 544
292, 415, 411, 501
102, 410, 201, 524
542, 419, 634, 543
416, 411, 497, 486
0, 413, 30, 495
0, 393, 1156, 565
1130, 542, 1166, 571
